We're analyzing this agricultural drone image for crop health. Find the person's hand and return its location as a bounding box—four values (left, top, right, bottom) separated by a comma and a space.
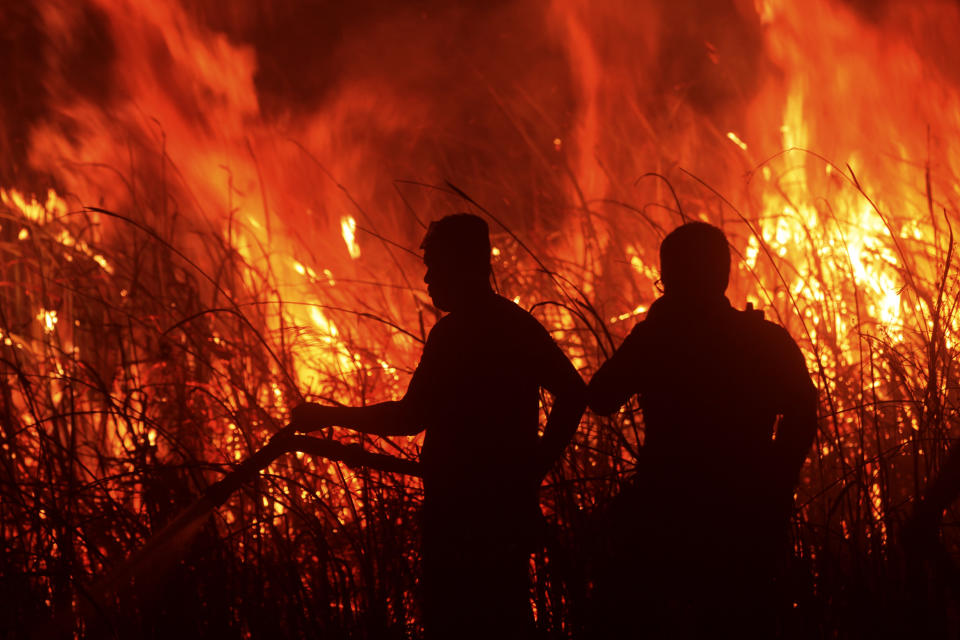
289, 402, 334, 433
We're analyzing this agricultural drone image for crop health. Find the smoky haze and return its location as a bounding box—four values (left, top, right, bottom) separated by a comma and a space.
1, 0, 957, 248
1, 1, 765, 222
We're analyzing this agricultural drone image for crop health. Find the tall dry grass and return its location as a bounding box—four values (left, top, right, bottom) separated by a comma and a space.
1, 142, 959, 638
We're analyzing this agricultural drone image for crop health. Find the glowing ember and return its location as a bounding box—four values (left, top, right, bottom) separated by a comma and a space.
726, 131, 748, 151
341, 216, 361, 259
36, 309, 58, 333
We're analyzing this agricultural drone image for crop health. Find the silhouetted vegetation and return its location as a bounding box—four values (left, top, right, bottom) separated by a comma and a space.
2, 145, 959, 638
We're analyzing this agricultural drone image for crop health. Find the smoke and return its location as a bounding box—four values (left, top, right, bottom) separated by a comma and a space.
0, 1, 766, 212
4, 0, 960, 253
0, 2, 114, 181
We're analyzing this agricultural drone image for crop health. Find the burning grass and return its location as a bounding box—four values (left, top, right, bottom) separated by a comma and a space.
2, 144, 960, 638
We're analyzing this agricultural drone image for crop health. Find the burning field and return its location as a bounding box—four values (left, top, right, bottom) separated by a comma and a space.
2, 0, 960, 636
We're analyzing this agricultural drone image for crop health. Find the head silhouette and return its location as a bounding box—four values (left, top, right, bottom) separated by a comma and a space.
659, 221, 730, 300
421, 213, 492, 311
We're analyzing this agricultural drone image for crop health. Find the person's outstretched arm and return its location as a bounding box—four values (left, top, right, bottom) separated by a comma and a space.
587, 322, 647, 416
282, 322, 454, 438
535, 343, 587, 479
286, 400, 424, 437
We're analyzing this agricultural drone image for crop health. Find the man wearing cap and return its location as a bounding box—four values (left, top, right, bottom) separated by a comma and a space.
587, 221, 818, 638
286, 213, 586, 639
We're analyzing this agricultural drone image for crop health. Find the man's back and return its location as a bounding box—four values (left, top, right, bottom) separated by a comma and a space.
407, 292, 576, 527
586, 222, 817, 638
591, 295, 816, 515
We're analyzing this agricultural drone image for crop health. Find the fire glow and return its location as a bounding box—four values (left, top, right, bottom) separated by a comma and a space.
2, 0, 960, 635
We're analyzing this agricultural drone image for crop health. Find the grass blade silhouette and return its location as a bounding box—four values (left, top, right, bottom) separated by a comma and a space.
85, 434, 419, 622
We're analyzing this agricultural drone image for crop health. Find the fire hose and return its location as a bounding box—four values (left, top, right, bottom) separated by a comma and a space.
82, 433, 420, 627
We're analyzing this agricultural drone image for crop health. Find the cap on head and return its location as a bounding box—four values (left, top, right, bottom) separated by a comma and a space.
421, 213, 491, 278
659, 221, 730, 298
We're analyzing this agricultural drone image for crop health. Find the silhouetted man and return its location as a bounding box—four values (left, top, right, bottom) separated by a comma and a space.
587, 222, 817, 638
287, 213, 586, 639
